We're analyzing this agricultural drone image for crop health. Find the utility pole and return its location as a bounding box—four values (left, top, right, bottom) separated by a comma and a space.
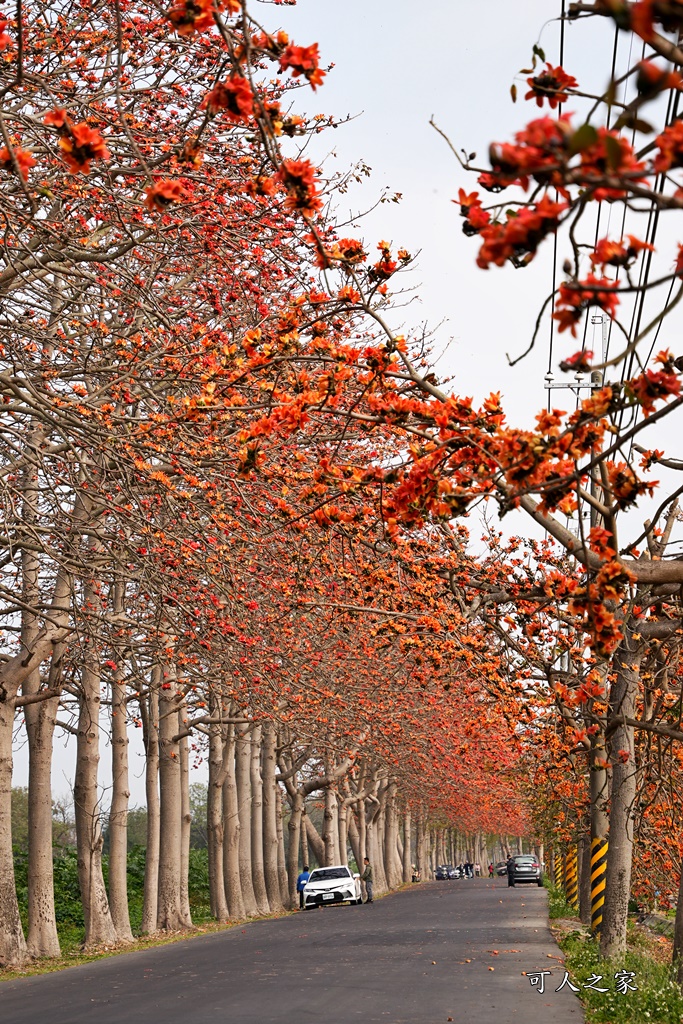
544, 315, 610, 927
587, 314, 610, 934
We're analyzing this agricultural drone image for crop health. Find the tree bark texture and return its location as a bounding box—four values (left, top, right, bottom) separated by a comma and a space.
74, 589, 118, 949
261, 723, 283, 913
178, 728, 193, 927
402, 807, 413, 883
108, 638, 133, 943
235, 725, 257, 915
141, 678, 160, 935
600, 634, 641, 959
0, 697, 28, 966
156, 663, 185, 932
223, 725, 245, 920
249, 726, 270, 915
207, 714, 229, 921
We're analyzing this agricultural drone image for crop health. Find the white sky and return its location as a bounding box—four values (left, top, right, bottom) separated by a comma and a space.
13, 0, 683, 807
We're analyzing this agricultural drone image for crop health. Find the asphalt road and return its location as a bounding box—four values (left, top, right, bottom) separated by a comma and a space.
1, 878, 583, 1024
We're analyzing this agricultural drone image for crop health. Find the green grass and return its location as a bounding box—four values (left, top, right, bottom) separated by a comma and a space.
558, 927, 683, 1024
545, 878, 580, 920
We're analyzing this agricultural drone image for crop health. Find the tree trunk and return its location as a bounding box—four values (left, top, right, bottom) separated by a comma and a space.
276, 785, 289, 907
600, 635, 641, 959
108, 636, 133, 943
74, 602, 118, 949
338, 800, 349, 866
301, 809, 310, 868
24, 677, 61, 958
178, 728, 193, 927
358, 798, 367, 865
22, 485, 61, 960
383, 780, 402, 889
261, 723, 283, 913
156, 663, 185, 932
402, 807, 412, 883
305, 812, 325, 867
0, 697, 28, 966
673, 856, 683, 985
0, 566, 70, 965
223, 725, 245, 920
141, 677, 160, 935
348, 808, 361, 869
207, 715, 229, 921
235, 724, 257, 915
322, 786, 338, 866
286, 790, 304, 909
416, 809, 428, 880
249, 725, 270, 915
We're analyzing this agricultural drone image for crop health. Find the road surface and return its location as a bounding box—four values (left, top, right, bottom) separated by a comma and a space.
1, 878, 583, 1023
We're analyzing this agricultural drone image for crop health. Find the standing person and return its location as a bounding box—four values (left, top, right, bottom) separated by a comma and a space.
506, 855, 516, 888
488, 863, 494, 878
474, 862, 481, 877
297, 864, 310, 910
361, 857, 374, 903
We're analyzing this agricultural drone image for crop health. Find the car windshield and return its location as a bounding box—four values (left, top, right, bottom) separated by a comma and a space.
308, 868, 350, 881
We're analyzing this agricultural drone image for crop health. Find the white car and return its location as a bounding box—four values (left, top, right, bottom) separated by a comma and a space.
302, 865, 363, 909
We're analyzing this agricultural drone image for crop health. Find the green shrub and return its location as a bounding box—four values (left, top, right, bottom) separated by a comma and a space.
12, 843, 214, 949
545, 879, 580, 920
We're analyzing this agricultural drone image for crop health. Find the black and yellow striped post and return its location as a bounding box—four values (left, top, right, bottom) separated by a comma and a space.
554, 848, 565, 889
564, 845, 578, 909
590, 837, 608, 936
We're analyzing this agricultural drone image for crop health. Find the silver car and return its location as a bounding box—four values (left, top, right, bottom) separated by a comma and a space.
302, 865, 363, 908
510, 855, 543, 886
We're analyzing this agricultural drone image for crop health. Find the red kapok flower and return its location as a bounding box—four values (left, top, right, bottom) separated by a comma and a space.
636, 59, 682, 98
279, 42, 326, 90
0, 14, 11, 51
476, 194, 566, 269
334, 238, 367, 263
179, 139, 203, 168
553, 275, 619, 337
590, 234, 654, 269
654, 120, 683, 172
202, 75, 254, 121
631, 0, 683, 41
559, 350, 593, 374
627, 367, 681, 415
44, 108, 69, 130
167, 0, 226, 36
630, 0, 656, 41
276, 159, 322, 217
58, 123, 110, 174
525, 63, 578, 108
145, 179, 185, 212
0, 144, 36, 180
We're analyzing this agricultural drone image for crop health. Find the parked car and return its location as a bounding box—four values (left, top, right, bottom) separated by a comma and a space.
495, 861, 508, 876
435, 864, 452, 880
447, 866, 462, 879
302, 866, 362, 908
509, 855, 543, 886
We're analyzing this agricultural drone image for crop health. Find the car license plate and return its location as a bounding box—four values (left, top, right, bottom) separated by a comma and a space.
323, 893, 334, 900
